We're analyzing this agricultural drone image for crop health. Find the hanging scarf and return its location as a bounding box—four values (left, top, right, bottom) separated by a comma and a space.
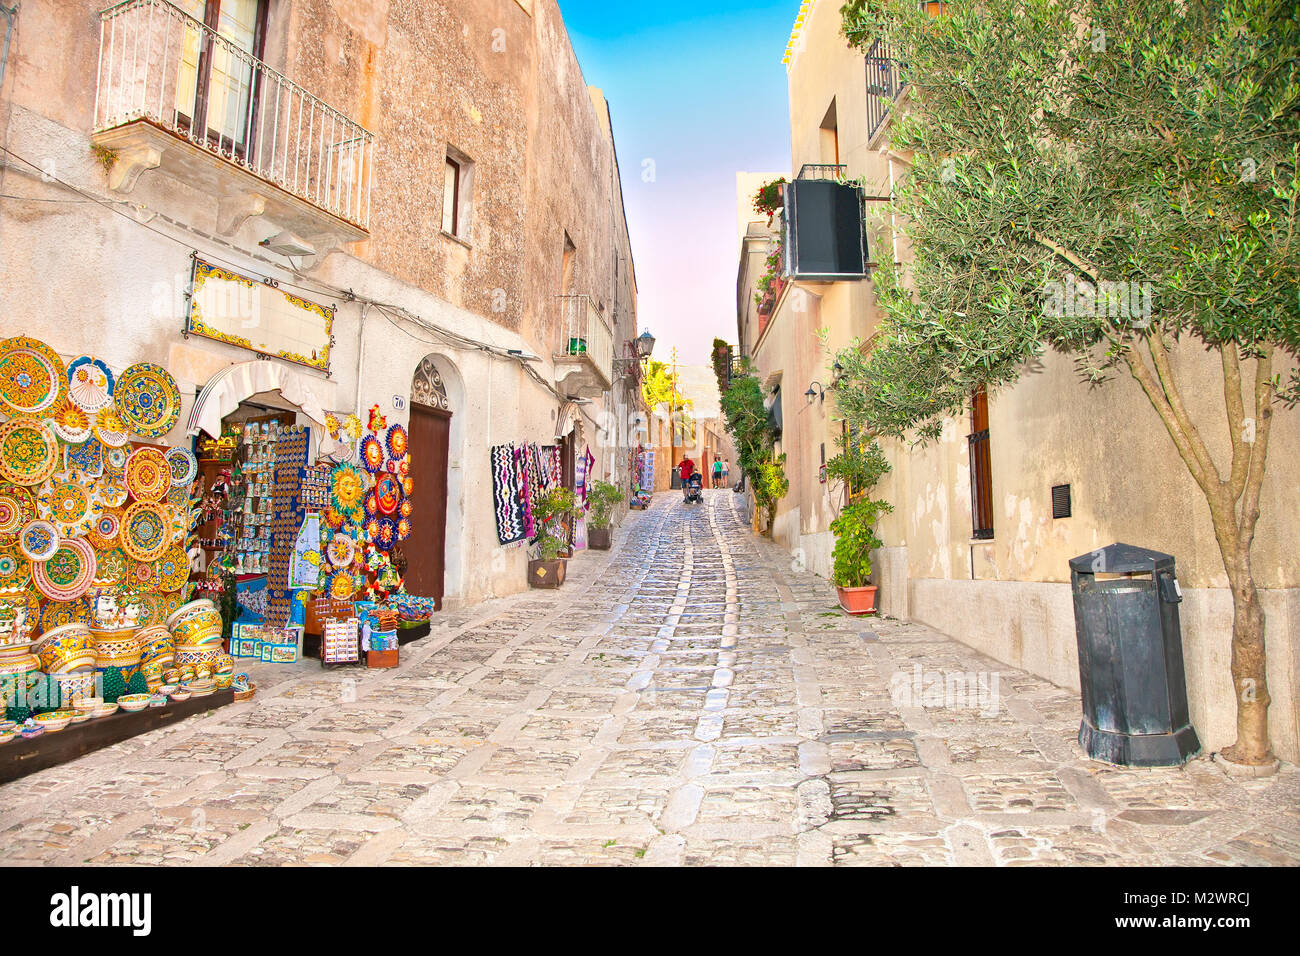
491, 444, 527, 544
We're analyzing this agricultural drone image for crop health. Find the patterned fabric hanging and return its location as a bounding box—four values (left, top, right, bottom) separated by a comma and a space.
491, 444, 526, 545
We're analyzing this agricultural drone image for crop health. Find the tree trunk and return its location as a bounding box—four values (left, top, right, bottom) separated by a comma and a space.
1218, 536, 1274, 765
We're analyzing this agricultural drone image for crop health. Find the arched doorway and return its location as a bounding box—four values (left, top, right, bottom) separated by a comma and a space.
404, 355, 452, 608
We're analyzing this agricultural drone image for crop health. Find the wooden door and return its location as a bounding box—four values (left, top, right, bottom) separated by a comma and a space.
404, 402, 450, 609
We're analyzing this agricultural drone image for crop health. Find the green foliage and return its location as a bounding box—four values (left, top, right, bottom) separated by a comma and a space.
586, 480, 624, 529
835, 0, 1299, 439
719, 364, 788, 525
825, 436, 892, 493
533, 487, 583, 561
829, 498, 894, 587
711, 339, 732, 393
753, 177, 787, 219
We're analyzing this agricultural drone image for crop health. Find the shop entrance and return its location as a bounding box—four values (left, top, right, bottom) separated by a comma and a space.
404, 356, 452, 609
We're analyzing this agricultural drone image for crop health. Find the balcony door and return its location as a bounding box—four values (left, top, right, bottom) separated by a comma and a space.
175, 0, 268, 157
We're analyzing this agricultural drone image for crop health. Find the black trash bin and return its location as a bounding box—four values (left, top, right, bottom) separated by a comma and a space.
1068, 542, 1201, 766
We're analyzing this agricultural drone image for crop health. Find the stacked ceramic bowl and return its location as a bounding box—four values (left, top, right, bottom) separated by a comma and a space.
137, 625, 174, 691
212, 653, 236, 690
89, 626, 142, 672
35, 623, 97, 675
167, 600, 224, 667
52, 672, 98, 708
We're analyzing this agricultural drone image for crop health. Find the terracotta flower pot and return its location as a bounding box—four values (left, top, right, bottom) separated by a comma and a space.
836, 584, 878, 616
528, 558, 567, 589
588, 527, 612, 550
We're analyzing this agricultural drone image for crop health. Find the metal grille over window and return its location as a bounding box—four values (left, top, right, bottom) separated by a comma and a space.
1052, 483, 1072, 519
412, 356, 450, 411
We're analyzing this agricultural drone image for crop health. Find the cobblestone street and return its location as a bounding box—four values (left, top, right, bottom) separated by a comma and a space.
2, 491, 1296, 867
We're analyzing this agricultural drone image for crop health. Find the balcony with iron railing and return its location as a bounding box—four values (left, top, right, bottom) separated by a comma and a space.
554, 294, 614, 396
864, 36, 907, 144
92, 0, 374, 241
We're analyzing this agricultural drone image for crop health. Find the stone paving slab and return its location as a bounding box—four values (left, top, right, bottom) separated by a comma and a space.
1, 490, 1298, 866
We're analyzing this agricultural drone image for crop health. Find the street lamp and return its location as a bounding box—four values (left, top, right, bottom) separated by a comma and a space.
805, 381, 825, 405
635, 328, 656, 358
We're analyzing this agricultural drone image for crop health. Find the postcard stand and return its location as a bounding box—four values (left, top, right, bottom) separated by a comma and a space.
320, 611, 362, 669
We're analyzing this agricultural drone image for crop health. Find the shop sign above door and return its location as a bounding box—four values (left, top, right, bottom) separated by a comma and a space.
186, 257, 335, 373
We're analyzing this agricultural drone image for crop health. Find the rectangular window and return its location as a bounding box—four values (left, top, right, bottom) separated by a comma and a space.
442, 158, 460, 235
561, 233, 576, 294
441, 146, 474, 240
174, 0, 268, 156
968, 387, 994, 539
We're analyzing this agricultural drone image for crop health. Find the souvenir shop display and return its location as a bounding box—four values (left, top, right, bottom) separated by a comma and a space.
0, 335, 250, 783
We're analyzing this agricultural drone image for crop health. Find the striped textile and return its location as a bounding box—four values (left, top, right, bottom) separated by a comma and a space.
491, 444, 527, 545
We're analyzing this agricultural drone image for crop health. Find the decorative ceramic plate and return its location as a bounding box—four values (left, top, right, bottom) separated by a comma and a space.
32, 537, 97, 602
39, 596, 91, 630
155, 546, 189, 592
400, 498, 412, 519
325, 534, 355, 569
126, 558, 160, 591
360, 435, 386, 474
384, 424, 408, 460
0, 546, 31, 593
166, 484, 190, 510
0, 417, 60, 486
0, 481, 35, 544
125, 447, 170, 502
132, 591, 163, 626
94, 409, 130, 448
66, 356, 116, 413
329, 462, 367, 520
64, 437, 105, 478
158, 591, 184, 621
103, 444, 128, 475
328, 570, 357, 600
46, 402, 93, 444
0, 337, 64, 415
88, 509, 121, 548
95, 475, 129, 508
121, 501, 170, 561
375, 473, 402, 515
397, 516, 411, 541
17, 519, 58, 562
37, 471, 101, 538
165, 446, 198, 487
93, 546, 127, 587
364, 516, 380, 542
166, 503, 187, 543
374, 517, 398, 552
115, 363, 180, 439
363, 490, 379, 519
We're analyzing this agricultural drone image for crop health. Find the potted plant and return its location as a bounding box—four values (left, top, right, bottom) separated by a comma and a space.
586, 480, 624, 550
528, 488, 582, 588
829, 497, 893, 615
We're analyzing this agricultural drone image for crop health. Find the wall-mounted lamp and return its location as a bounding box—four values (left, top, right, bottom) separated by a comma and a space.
635, 328, 656, 358
805, 381, 825, 405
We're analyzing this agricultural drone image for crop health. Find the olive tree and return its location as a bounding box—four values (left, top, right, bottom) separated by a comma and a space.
838, 0, 1298, 766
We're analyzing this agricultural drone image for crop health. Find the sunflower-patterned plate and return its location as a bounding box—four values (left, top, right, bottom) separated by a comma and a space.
0, 481, 35, 544
32, 537, 97, 602
329, 462, 367, 520
374, 517, 398, 552
115, 363, 180, 439
121, 501, 170, 561
0, 336, 64, 416
94, 408, 130, 448
39, 596, 91, 631
66, 356, 116, 414
18, 518, 58, 562
93, 546, 128, 587
359, 435, 386, 474
325, 534, 355, 569
37, 470, 101, 538
384, 424, 408, 460
46, 402, 93, 444
0, 546, 31, 593
328, 569, 358, 601
0, 417, 60, 486
155, 545, 189, 593
125, 446, 170, 502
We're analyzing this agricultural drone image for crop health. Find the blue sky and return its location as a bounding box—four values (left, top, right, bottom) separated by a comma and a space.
558, 0, 795, 367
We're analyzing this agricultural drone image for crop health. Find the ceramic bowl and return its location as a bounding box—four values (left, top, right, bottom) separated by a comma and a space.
0, 727, 17, 744
92, 702, 119, 718
116, 694, 151, 712
33, 711, 74, 733
70, 710, 92, 723
182, 678, 215, 698
156, 684, 178, 696
165, 599, 217, 632
19, 725, 43, 739
73, 696, 103, 712
32, 622, 91, 658
169, 690, 191, 702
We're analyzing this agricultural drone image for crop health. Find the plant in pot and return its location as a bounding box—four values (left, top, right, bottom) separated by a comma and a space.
585, 480, 624, 550
528, 488, 582, 588
829, 497, 893, 615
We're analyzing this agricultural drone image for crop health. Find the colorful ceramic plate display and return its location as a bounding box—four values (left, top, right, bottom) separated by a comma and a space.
17, 518, 58, 562
328, 570, 357, 600
0, 481, 35, 544
374, 517, 398, 551
120, 500, 170, 561
375, 473, 402, 515
37, 470, 101, 538
0, 336, 64, 415
165, 446, 198, 487
126, 559, 159, 591
360, 435, 385, 474
88, 509, 121, 548
384, 424, 408, 459
125, 446, 170, 502
103, 444, 128, 474
0, 417, 59, 486
114, 363, 180, 439
66, 356, 116, 413
32, 537, 97, 601
325, 534, 354, 569
155, 545, 189, 592
93, 546, 127, 587
64, 436, 105, 478
0, 546, 31, 593
46, 402, 93, 444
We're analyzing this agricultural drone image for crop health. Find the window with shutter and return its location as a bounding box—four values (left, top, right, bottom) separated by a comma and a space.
968, 387, 994, 539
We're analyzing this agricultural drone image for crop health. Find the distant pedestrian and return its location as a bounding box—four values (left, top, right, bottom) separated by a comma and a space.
721, 460, 730, 486
712, 458, 723, 488
677, 456, 695, 499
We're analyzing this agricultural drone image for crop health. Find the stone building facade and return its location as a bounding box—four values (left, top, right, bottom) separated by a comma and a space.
0, 0, 640, 606
739, 0, 1300, 761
